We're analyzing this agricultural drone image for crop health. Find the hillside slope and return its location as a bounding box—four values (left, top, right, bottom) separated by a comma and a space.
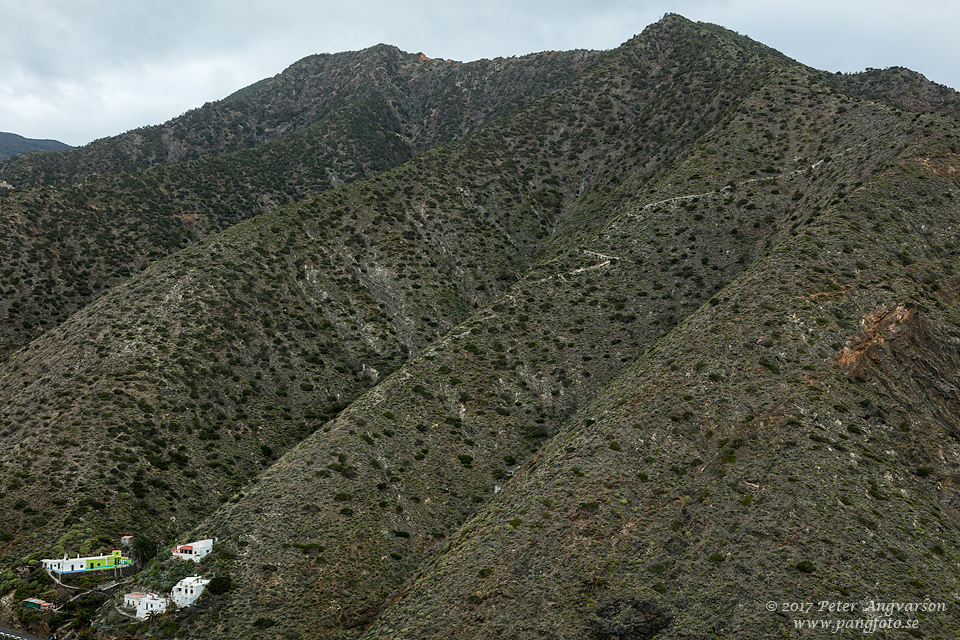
2, 14, 960, 640
156, 17, 959, 640
0, 45, 598, 189
363, 153, 960, 640
825, 66, 960, 114
0, 47, 596, 362
0, 13, 794, 621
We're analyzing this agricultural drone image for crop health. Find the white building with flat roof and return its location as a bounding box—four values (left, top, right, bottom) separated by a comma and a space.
42, 550, 132, 575
171, 538, 214, 562
171, 575, 210, 608
123, 592, 167, 619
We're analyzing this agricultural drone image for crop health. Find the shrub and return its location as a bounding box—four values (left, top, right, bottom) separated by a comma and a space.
206, 575, 233, 595
758, 358, 780, 374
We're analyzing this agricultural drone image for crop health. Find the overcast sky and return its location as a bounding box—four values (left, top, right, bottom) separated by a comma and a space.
2, 0, 958, 147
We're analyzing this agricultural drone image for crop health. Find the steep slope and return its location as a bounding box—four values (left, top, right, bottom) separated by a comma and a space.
825, 66, 960, 115
0, 48, 595, 362
146, 17, 960, 640
2, 14, 810, 632
0, 45, 598, 188
0, 141, 553, 564
363, 150, 960, 640
4, 13, 960, 640
0, 97, 409, 361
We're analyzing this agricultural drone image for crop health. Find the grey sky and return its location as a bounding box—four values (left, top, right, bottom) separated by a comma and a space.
2, 0, 957, 147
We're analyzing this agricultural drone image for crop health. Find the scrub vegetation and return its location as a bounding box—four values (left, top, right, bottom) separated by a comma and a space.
1, 14, 959, 640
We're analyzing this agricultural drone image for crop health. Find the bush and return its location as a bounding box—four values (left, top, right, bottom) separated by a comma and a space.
206, 574, 233, 595
131, 535, 158, 564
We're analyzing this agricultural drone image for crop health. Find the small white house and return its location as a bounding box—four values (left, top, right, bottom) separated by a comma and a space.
171, 575, 210, 608
123, 592, 167, 620
171, 538, 214, 562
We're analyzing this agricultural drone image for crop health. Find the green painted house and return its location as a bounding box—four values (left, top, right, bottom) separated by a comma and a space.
41, 549, 132, 575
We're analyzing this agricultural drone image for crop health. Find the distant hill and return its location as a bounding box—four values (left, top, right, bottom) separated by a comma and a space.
0, 132, 70, 161
824, 66, 960, 114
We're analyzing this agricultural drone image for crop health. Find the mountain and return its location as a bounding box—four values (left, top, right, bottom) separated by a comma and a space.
0, 45, 598, 189
0, 45, 596, 363
2, 13, 960, 640
0, 132, 70, 162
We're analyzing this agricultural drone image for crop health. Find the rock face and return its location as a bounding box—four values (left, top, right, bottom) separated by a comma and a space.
840, 304, 960, 440
3, 13, 960, 640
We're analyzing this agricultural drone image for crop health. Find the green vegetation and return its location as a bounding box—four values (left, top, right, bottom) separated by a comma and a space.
2, 12, 960, 640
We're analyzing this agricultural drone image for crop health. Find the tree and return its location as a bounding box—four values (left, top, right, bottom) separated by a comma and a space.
131, 535, 158, 565
206, 574, 233, 595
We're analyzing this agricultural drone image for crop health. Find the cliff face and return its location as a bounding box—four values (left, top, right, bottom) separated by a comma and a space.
2, 13, 960, 640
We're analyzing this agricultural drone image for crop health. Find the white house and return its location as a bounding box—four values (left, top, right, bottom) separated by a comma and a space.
171, 538, 214, 562
123, 592, 167, 620
42, 550, 132, 575
171, 575, 210, 608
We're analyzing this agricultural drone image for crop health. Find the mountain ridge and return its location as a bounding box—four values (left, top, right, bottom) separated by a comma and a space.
0, 45, 598, 363
0, 45, 600, 189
